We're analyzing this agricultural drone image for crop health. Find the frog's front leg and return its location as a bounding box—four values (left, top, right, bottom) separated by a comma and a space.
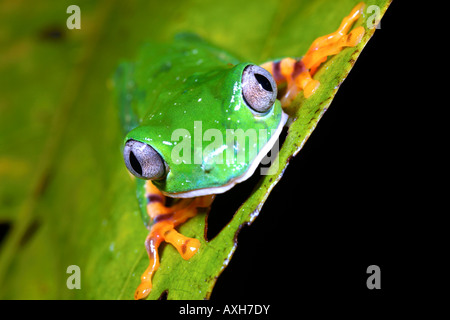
261, 2, 365, 106
134, 181, 214, 300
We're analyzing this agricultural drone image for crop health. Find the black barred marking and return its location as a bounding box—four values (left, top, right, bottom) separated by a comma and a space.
146, 194, 164, 205
181, 239, 190, 254
292, 59, 306, 79
272, 61, 284, 83
153, 212, 174, 223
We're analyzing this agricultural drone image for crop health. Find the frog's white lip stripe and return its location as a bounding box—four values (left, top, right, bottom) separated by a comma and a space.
162, 111, 288, 198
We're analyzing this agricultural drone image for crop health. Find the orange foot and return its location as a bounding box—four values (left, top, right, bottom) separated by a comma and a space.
261, 2, 365, 106
134, 181, 214, 300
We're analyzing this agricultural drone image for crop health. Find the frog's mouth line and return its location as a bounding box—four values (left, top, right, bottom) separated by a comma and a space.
162, 111, 289, 198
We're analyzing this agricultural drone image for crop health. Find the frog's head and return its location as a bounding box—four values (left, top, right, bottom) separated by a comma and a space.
123, 62, 287, 198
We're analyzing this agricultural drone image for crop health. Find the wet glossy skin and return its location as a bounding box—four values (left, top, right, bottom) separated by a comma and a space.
115, 34, 284, 197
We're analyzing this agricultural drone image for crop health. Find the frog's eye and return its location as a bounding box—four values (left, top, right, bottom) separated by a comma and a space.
123, 140, 166, 180
241, 65, 277, 113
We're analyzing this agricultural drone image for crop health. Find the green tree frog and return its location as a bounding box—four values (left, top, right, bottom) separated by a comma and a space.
114, 3, 365, 299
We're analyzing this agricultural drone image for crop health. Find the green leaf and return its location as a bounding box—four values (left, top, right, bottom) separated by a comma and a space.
0, 0, 390, 299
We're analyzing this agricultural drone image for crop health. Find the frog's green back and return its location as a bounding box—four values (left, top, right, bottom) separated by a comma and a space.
114, 34, 241, 135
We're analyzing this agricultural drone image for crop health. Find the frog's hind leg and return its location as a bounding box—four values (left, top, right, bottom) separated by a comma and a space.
261, 2, 365, 105
134, 181, 214, 300
302, 2, 365, 74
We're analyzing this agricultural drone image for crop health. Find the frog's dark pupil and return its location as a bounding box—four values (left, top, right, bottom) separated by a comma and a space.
130, 151, 142, 176
254, 73, 273, 92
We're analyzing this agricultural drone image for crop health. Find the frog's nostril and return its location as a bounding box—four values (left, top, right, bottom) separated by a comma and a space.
124, 140, 166, 180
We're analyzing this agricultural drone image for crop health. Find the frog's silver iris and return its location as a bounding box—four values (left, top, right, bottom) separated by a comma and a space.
241, 65, 277, 113
123, 139, 166, 180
